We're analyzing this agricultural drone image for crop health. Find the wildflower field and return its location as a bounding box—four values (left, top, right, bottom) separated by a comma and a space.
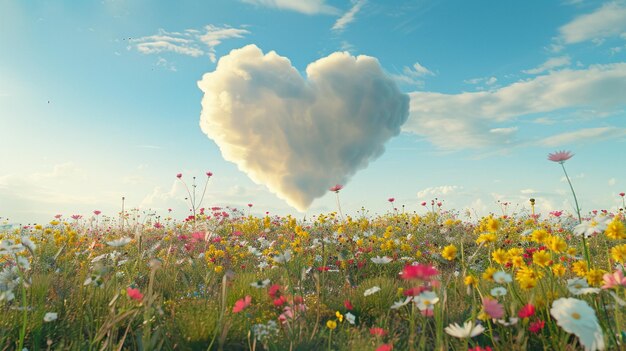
1, 154, 626, 351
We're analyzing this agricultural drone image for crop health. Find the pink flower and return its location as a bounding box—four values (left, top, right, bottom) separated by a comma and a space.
176, 173, 182, 179
126, 287, 143, 301
71, 215, 82, 220
268, 284, 281, 298
602, 269, 626, 289
388, 197, 395, 203
469, 347, 493, 351
248, 203, 253, 207
329, 184, 343, 193
375, 344, 393, 351
154, 222, 163, 229
482, 297, 504, 319
233, 295, 252, 313
421, 202, 427, 206
206, 171, 213, 177
421, 308, 434, 317
547, 150, 574, 163
518, 303, 535, 318
400, 264, 439, 281
370, 327, 387, 337
529, 320, 545, 333
54, 214, 62, 219
620, 192, 625, 197
93, 210, 101, 215
549, 211, 563, 217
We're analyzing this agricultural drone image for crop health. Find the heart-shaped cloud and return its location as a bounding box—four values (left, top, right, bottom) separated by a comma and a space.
198, 45, 409, 211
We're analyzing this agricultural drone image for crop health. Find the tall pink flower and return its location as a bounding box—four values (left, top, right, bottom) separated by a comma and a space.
602, 269, 626, 289
206, 171, 213, 177
547, 150, 574, 163
329, 184, 343, 193
233, 295, 252, 313
482, 297, 504, 319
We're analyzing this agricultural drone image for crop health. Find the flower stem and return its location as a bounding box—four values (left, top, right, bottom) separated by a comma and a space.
560, 163, 590, 265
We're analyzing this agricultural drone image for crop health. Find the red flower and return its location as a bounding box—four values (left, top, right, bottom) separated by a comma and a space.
421, 202, 427, 206
400, 264, 439, 280
375, 344, 393, 351
518, 303, 535, 318
388, 197, 395, 203
344, 299, 353, 310
176, 173, 182, 179
93, 210, 101, 215
529, 320, 545, 333
273, 296, 287, 307
206, 171, 213, 177
620, 192, 625, 197
268, 284, 281, 298
370, 327, 387, 337
233, 295, 252, 313
126, 287, 143, 301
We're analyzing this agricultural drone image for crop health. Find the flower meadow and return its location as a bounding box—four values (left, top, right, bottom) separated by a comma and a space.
1, 153, 626, 351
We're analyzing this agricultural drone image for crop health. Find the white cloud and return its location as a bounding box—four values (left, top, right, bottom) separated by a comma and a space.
520, 189, 536, 194
608, 178, 616, 186
198, 25, 251, 62
391, 61, 434, 86
539, 127, 626, 146
131, 26, 249, 62
404, 63, 626, 150
197, 45, 409, 211
240, 0, 339, 14
417, 185, 462, 198
524, 56, 571, 74
559, 1, 626, 44
560, 173, 585, 182
332, 0, 366, 31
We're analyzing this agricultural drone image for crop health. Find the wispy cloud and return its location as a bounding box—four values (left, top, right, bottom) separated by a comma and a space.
558, 1, 626, 44
332, 0, 366, 31
130, 25, 250, 62
524, 56, 571, 74
391, 61, 434, 87
539, 127, 626, 147
404, 63, 626, 150
240, 0, 339, 15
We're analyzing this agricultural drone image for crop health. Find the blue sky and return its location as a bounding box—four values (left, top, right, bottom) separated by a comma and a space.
1, 0, 625, 224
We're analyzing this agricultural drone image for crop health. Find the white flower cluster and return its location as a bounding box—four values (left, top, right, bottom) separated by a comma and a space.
252, 320, 279, 342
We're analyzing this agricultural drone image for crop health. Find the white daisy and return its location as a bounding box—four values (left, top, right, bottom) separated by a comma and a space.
364, 286, 381, 296
496, 317, 519, 326
390, 297, 412, 309
550, 298, 605, 351
414, 291, 439, 311
106, 237, 132, 247
345, 312, 356, 325
444, 321, 485, 338
43, 312, 58, 322
567, 278, 600, 295
273, 250, 292, 264
251, 279, 271, 288
371, 256, 392, 264
573, 216, 610, 238
490, 287, 507, 297
493, 271, 512, 284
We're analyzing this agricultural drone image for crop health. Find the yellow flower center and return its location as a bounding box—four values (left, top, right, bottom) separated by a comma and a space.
572, 312, 581, 320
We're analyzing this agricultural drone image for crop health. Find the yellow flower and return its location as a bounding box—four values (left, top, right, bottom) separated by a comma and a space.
335, 311, 343, 322
326, 320, 337, 330
544, 236, 565, 253
476, 233, 497, 245
510, 256, 525, 268
464, 275, 478, 286
487, 217, 500, 232
606, 217, 626, 240
491, 249, 508, 265
532, 250, 552, 267
441, 244, 458, 261
214, 265, 223, 273
586, 269, 606, 287
482, 267, 497, 282
551, 263, 566, 277
516, 265, 542, 290
530, 229, 549, 243
571, 261, 588, 277
611, 244, 626, 263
